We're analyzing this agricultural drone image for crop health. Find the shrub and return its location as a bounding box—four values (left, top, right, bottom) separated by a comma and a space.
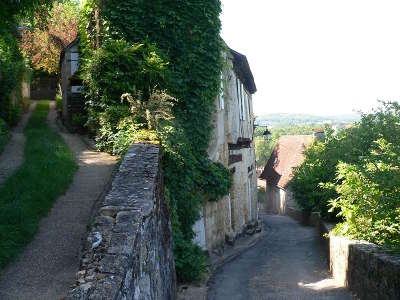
22, 98, 32, 112
292, 101, 400, 250
71, 113, 86, 131
173, 232, 207, 282
82, 39, 167, 109
0, 118, 10, 154
0, 31, 24, 125
291, 123, 376, 220
82, 39, 168, 154
329, 103, 400, 251
55, 91, 62, 112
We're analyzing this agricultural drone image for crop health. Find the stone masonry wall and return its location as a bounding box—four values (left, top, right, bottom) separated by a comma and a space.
67, 144, 176, 300
287, 208, 400, 299
330, 235, 400, 300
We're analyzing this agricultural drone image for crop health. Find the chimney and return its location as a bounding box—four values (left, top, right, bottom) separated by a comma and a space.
312, 127, 325, 142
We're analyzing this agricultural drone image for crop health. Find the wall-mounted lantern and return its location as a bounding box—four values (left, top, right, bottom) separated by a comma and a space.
253, 123, 272, 141
263, 128, 272, 141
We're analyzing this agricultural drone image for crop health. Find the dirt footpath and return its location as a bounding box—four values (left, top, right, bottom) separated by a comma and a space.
0, 102, 117, 300
0, 102, 36, 186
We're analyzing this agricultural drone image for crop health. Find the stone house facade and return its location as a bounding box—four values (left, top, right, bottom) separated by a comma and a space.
193, 48, 258, 251
260, 135, 312, 215
59, 38, 257, 252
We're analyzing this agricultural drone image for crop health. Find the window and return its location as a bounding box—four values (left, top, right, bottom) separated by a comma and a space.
70, 52, 79, 75
247, 92, 251, 119
236, 78, 241, 105
248, 179, 252, 220
219, 72, 224, 110
236, 78, 243, 120
240, 83, 245, 120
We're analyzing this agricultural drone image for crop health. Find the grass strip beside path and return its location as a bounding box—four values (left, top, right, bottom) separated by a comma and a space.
0, 100, 77, 269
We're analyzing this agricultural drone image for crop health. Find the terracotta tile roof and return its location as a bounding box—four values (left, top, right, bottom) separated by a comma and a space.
260, 135, 313, 189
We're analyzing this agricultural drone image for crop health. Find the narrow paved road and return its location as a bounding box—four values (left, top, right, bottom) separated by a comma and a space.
0, 102, 117, 300
208, 215, 354, 300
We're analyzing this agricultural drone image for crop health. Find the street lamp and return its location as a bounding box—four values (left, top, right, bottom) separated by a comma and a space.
253, 123, 272, 141
263, 128, 272, 141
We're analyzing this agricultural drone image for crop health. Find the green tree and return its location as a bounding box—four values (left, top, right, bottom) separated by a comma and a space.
291, 101, 400, 248
328, 102, 400, 250
21, 1, 80, 75
0, 0, 54, 124
0, 0, 53, 30
255, 137, 270, 167
0, 31, 25, 124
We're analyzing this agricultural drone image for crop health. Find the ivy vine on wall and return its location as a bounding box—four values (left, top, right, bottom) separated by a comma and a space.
79, 0, 231, 281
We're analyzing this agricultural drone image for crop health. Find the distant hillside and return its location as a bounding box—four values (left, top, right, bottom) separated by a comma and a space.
255, 113, 360, 128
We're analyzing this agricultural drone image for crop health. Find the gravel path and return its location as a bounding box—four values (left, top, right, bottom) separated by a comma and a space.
0, 102, 117, 300
0, 102, 36, 186
208, 215, 355, 300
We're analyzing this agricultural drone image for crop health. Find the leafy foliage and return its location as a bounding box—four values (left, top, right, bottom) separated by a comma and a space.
0, 0, 53, 30
290, 133, 339, 220
82, 39, 167, 108
80, 0, 229, 280
292, 102, 400, 250
82, 39, 169, 154
291, 122, 370, 220
55, 90, 62, 111
0, 0, 53, 125
121, 89, 176, 131
0, 118, 10, 154
21, 1, 80, 75
0, 31, 25, 125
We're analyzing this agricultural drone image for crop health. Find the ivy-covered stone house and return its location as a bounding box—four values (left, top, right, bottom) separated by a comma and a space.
193, 47, 258, 251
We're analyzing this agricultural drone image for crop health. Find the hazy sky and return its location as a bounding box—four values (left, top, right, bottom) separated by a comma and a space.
220, 0, 400, 116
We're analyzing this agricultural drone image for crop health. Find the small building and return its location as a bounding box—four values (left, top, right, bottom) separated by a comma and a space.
312, 127, 325, 141
30, 74, 57, 100
193, 47, 258, 251
259, 135, 312, 215
59, 38, 84, 129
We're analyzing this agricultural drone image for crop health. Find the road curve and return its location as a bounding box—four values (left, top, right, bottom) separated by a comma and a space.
208, 214, 354, 300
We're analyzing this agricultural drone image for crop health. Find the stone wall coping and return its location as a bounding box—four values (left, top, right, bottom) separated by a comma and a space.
330, 234, 400, 266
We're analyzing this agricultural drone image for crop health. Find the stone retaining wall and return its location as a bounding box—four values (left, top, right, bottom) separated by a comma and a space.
67, 144, 176, 300
287, 209, 400, 300
329, 235, 400, 300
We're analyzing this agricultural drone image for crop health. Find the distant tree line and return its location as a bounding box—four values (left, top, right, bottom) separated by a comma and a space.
256, 113, 360, 128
